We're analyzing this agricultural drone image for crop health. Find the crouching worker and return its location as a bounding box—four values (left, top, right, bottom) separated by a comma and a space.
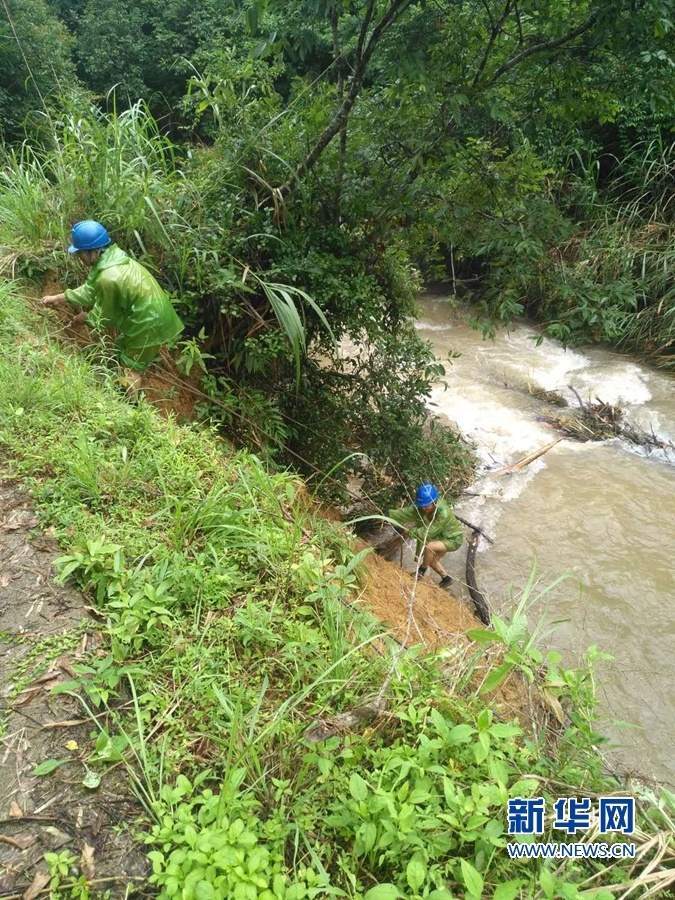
41, 220, 184, 380
388, 483, 463, 591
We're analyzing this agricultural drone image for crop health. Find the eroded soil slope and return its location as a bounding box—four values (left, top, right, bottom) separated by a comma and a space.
0, 480, 147, 897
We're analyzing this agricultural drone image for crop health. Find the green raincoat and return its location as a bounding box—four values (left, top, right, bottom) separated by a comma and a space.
388, 498, 464, 555
65, 244, 184, 370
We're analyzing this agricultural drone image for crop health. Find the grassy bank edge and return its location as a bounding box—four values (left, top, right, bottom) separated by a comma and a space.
0, 282, 673, 899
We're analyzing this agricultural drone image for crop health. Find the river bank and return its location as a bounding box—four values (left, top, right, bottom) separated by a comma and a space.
415, 293, 675, 786
3, 281, 675, 895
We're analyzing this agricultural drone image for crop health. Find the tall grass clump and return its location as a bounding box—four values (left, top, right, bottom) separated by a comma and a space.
476, 138, 674, 368
0, 98, 182, 275
566, 139, 675, 367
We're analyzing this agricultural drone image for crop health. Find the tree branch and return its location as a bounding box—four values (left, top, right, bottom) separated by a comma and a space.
514, 0, 524, 45
471, 0, 514, 88
332, 2, 348, 220
356, 0, 377, 60
484, 8, 600, 87
279, 0, 416, 198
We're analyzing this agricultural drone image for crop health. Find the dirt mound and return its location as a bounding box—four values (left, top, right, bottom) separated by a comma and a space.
0, 480, 148, 896
136, 351, 201, 421
355, 546, 545, 729
357, 545, 477, 647
39, 300, 200, 421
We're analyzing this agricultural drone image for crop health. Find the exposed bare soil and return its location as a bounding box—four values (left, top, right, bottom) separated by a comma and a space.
357, 543, 477, 647
0, 480, 148, 897
355, 544, 546, 729
35, 284, 199, 421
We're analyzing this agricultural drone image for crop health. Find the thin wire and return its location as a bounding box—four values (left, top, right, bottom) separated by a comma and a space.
1, 0, 50, 118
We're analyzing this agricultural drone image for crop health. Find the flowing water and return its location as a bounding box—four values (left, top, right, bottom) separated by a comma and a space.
415, 293, 675, 785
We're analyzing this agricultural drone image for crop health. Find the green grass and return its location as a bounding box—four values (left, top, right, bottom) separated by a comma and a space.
534, 139, 675, 366
0, 282, 673, 899
0, 100, 180, 274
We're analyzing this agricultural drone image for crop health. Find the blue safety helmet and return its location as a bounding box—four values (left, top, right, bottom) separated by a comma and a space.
68, 220, 111, 254
415, 483, 439, 508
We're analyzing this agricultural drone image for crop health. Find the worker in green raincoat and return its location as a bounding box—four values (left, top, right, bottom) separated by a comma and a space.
41, 220, 183, 373
388, 483, 463, 591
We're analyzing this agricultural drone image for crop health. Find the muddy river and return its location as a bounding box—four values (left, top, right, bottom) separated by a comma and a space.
416, 293, 675, 785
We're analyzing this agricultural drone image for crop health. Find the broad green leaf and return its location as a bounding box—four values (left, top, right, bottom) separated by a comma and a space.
406, 857, 426, 891
55, 557, 82, 580
484, 818, 504, 842
467, 628, 501, 644
33, 758, 68, 776
363, 885, 402, 899
474, 740, 489, 764
443, 776, 457, 807
175, 773, 192, 797
477, 708, 492, 731
430, 707, 451, 740
349, 772, 368, 802
493, 880, 524, 900
490, 723, 522, 738
361, 821, 377, 853
51, 680, 80, 695
257, 279, 334, 387
539, 867, 555, 897
509, 778, 539, 797
449, 723, 474, 743
488, 757, 509, 787
460, 859, 484, 897
194, 881, 215, 900
480, 663, 514, 694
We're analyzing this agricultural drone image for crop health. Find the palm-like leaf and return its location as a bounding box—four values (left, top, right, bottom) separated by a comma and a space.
253, 276, 336, 384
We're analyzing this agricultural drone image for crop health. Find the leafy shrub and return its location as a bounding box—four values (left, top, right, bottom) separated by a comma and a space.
147, 771, 333, 899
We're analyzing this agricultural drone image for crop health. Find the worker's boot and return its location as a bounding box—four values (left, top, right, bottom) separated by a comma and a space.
439, 575, 453, 591
415, 565, 427, 579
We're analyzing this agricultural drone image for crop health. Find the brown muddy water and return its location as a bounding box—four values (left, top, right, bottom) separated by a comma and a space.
416, 293, 675, 785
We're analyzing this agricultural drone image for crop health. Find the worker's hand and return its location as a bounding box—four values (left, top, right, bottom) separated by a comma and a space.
69, 310, 88, 325
41, 294, 65, 308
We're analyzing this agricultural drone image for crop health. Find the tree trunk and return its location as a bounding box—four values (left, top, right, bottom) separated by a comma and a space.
279, 0, 414, 198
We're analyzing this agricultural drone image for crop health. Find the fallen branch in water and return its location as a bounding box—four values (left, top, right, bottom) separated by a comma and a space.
492, 439, 562, 476
455, 515, 494, 544
537, 387, 675, 457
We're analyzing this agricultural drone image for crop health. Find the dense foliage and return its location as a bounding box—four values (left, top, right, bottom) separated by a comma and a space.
0, 0, 74, 140
1, 0, 674, 497
1, 6, 674, 895
2, 288, 673, 898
